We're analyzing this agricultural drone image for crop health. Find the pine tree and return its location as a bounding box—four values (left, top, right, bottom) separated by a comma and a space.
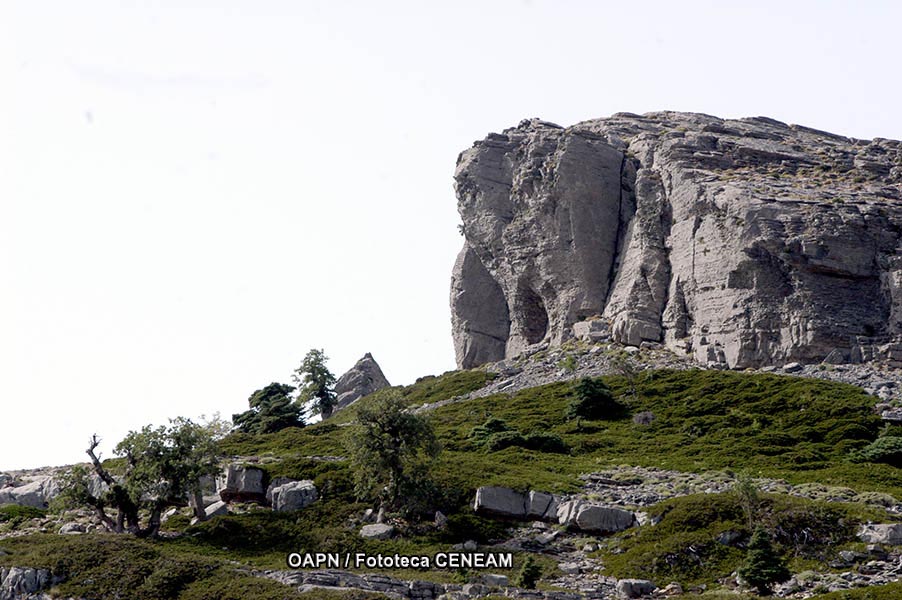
516, 555, 542, 589
293, 348, 338, 419
738, 527, 791, 595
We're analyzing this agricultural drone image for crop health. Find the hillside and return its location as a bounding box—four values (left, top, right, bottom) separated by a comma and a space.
4, 112, 902, 600
4, 340, 902, 598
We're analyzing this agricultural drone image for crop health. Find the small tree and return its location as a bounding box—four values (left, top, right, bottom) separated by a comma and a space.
59, 418, 220, 537
738, 528, 791, 595
565, 378, 625, 420
347, 391, 440, 514
232, 382, 304, 434
733, 472, 760, 529
293, 349, 338, 419
516, 555, 542, 589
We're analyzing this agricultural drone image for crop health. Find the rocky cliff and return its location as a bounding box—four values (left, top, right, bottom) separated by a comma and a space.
451, 112, 902, 369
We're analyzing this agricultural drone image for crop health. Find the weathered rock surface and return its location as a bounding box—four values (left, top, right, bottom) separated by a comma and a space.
359, 523, 394, 540
333, 353, 391, 411
859, 523, 902, 545
204, 500, 229, 519
556, 500, 636, 533
218, 464, 265, 503
615, 578, 656, 599
0, 567, 52, 600
452, 113, 902, 369
473, 486, 527, 518
0, 476, 58, 509
270, 480, 317, 512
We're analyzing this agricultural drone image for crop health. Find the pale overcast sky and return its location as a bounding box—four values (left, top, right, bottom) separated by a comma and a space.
2, 1, 900, 470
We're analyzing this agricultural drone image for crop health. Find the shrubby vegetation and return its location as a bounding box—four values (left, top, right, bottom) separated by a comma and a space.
565, 377, 625, 420
10, 366, 900, 597
468, 417, 568, 454
346, 390, 441, 515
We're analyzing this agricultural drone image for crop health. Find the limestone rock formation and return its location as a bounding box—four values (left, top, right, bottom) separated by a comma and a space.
452, 112, 902, 369
333, 353, 390, 411
218, 464, 265, 504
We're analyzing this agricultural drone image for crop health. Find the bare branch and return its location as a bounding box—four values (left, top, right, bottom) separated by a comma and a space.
86, 434, 117, 487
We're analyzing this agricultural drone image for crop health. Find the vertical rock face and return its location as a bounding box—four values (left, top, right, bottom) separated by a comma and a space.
333, 353, 391, 411
452, 113, 902, 369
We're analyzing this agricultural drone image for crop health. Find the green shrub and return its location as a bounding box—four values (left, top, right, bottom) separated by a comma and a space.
737, 528, 790, 595
0, 504, 46, 527
565, 378, 625, 420
516, 555, 542, 589
469, 418, 513, 446
852, 436, 902, 468
440, 513, 511, 544
484, 430, 528, 452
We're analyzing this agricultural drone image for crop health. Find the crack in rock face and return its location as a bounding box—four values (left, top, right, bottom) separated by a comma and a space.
451, 113, 902, 370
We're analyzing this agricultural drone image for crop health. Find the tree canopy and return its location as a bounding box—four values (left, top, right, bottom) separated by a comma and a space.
293, 348, 337, 419
346, 391, 440, 514
59, 418, 221, 537
232, 382, 305, 434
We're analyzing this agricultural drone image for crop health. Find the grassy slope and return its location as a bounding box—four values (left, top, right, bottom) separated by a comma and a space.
223, 368, 899, 498
3, 367, 901, 598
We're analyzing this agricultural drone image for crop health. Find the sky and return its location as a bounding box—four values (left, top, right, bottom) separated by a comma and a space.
1, 0, 901, 470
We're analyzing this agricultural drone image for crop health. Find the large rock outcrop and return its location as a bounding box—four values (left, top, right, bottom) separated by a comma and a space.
333, 353, 390, 411
452, 112, 902, 369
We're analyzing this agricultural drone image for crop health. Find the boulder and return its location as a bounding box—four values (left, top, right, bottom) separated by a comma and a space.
481, 574, 509, 587
333, 353, 391, 412
270, 480, 317, 512
58, 523, 86, 535
204, 500, 229, 519
526, 491, 558, 520
572, 319, 610, 342
359, 523, 394, 540
265, 477, 295, 504
0, 476, 58, 509
0, 567, 52, 599
473, 486, 527, 518
218, 464, 265, 503
557, 500, 636, 533
858, 523, 902, 545
616, 578, 657, 598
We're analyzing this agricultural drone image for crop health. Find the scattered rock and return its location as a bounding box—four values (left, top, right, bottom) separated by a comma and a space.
58, 523, 85, 535
204, 500, 229, 519
218, 464, 265, 504
557, 500, 636, 533
270, 480, 317, 512
481, 574, 509, 587
615, 578, 656, 598
0, 566, 52, 599
473, 486, 527, 518
359, 523, 394, 540
859, 523, 902, 545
